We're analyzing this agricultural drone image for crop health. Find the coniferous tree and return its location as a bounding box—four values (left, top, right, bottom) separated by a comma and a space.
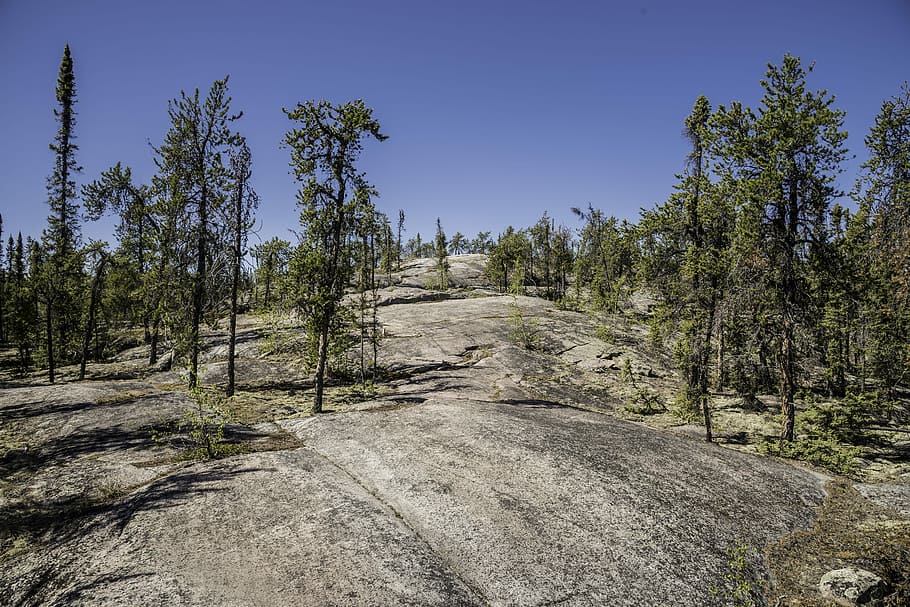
713, 55, 847, 442
855, 84, 910, 394
154, 77, 243, 387
530, 212, 553, 299
434, 218, 449, 290
251, 237, 291, 310
83, 163, 153, 340
471, 231, 493, 254
641, 96, 732, 440
572, 206, 636, 312
450, 232, 466, 255
283, 99, 386, 414
396, 209, 405, 270
78, 243, 109, 380
41, 44, 85, 379
485, 227, 530, 293
226, 141, 258, 396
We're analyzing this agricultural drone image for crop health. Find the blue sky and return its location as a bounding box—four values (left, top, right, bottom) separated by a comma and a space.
1, 0, 908, 248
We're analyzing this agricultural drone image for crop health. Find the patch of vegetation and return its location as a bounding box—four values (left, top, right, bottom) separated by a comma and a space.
760, 391, 895, 476
761, 436, 861, 476
671, 386, 703, 422
491, 384, 503, 402
508, 299, 541, 351
594, 323, 614, 343
710, 541, 763, 607
766, 481, 910, 607
621, 358, 667, 415
94, 389, 152, 406
257, 310, 301, 358
152, 386, 231, 460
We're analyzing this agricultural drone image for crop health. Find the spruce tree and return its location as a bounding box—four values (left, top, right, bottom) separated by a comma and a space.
283, 99, 386, 414
855, 84, 910, 393
154, 77, 242, 387
434, 218, 449, 290
41, 44, 85, 380
713, 56, 847, 442
83, 163, 153, 340
225, 142, 258, 396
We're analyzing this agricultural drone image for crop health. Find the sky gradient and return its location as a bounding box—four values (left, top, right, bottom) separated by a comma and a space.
1, 0, 909, 248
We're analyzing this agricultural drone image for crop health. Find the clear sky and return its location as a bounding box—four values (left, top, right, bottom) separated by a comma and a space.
1, 0, 909, 248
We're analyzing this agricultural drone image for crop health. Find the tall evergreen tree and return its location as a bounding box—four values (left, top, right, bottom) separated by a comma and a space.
47, 45, 82, 259
396, 209, 405, 270
855, 83, 910, 393
41, 44, 85, 381
225, 141, 258, 396
641, 96, 733, 441
154, 77, 243, 387
283, 99, 386, 414
713, 55, 847, 442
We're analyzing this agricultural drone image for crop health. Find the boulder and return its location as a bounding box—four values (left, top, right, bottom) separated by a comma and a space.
819, 567, 890, 606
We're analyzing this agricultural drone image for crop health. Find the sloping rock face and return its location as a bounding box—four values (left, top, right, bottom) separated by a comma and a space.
394, 254, 488, 289
1, 279, 830, 606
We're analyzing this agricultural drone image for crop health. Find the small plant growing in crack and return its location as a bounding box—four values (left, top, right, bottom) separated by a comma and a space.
508, 298, 541, 351
151, 386, 231, 460
621, 358, 666, 415
710, 542, 762, 607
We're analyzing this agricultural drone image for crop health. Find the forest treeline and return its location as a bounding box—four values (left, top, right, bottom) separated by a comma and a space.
0, 48, 907, 444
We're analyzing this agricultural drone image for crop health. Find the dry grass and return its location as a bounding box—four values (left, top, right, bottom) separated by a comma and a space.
766, 480, 910, 606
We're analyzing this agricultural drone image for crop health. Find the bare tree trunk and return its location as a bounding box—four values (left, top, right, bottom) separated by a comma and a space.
227, 156, 248, 397
45, 302, 55, 384
715, 310, 725, 391
149, 317, 160, 365
779, 320, 796, 443
189, 184, 208, 389
313, 323, 329, 414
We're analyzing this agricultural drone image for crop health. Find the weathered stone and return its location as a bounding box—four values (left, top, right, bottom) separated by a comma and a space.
819, 567, 889, 606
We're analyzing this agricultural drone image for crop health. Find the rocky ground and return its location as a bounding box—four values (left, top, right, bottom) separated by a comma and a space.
1, 254, 908, 606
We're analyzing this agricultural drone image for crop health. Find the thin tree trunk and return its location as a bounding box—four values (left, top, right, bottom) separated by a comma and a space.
190, 184, 208, 389
79, 254, 107, 380
779, 320, 796, 444
149, 317, 159, 365
371, 231, 378, 382
227, 159, 247, 397
699, 293, 717, 443
45, 302, 55, 384
313, 323, 329, 414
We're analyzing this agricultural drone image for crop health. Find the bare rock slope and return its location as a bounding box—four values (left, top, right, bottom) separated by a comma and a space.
0, 256, 857, 606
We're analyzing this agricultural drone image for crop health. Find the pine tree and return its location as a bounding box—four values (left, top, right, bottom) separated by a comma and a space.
251, 238, 291, 310
572, 206, 635, 312
83, 163, 153, 340
713, 55, 848, 442
154, 77, 243, 387
226, 142, 258, 396
283, 99, 386, 414
396, 209, 405, 270
855, 83, 910, 393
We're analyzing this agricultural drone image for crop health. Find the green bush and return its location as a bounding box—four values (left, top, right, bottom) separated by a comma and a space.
508, 299, 540, 350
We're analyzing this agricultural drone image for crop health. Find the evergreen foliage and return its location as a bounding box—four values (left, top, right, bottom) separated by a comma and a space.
283, 99, 386, 414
